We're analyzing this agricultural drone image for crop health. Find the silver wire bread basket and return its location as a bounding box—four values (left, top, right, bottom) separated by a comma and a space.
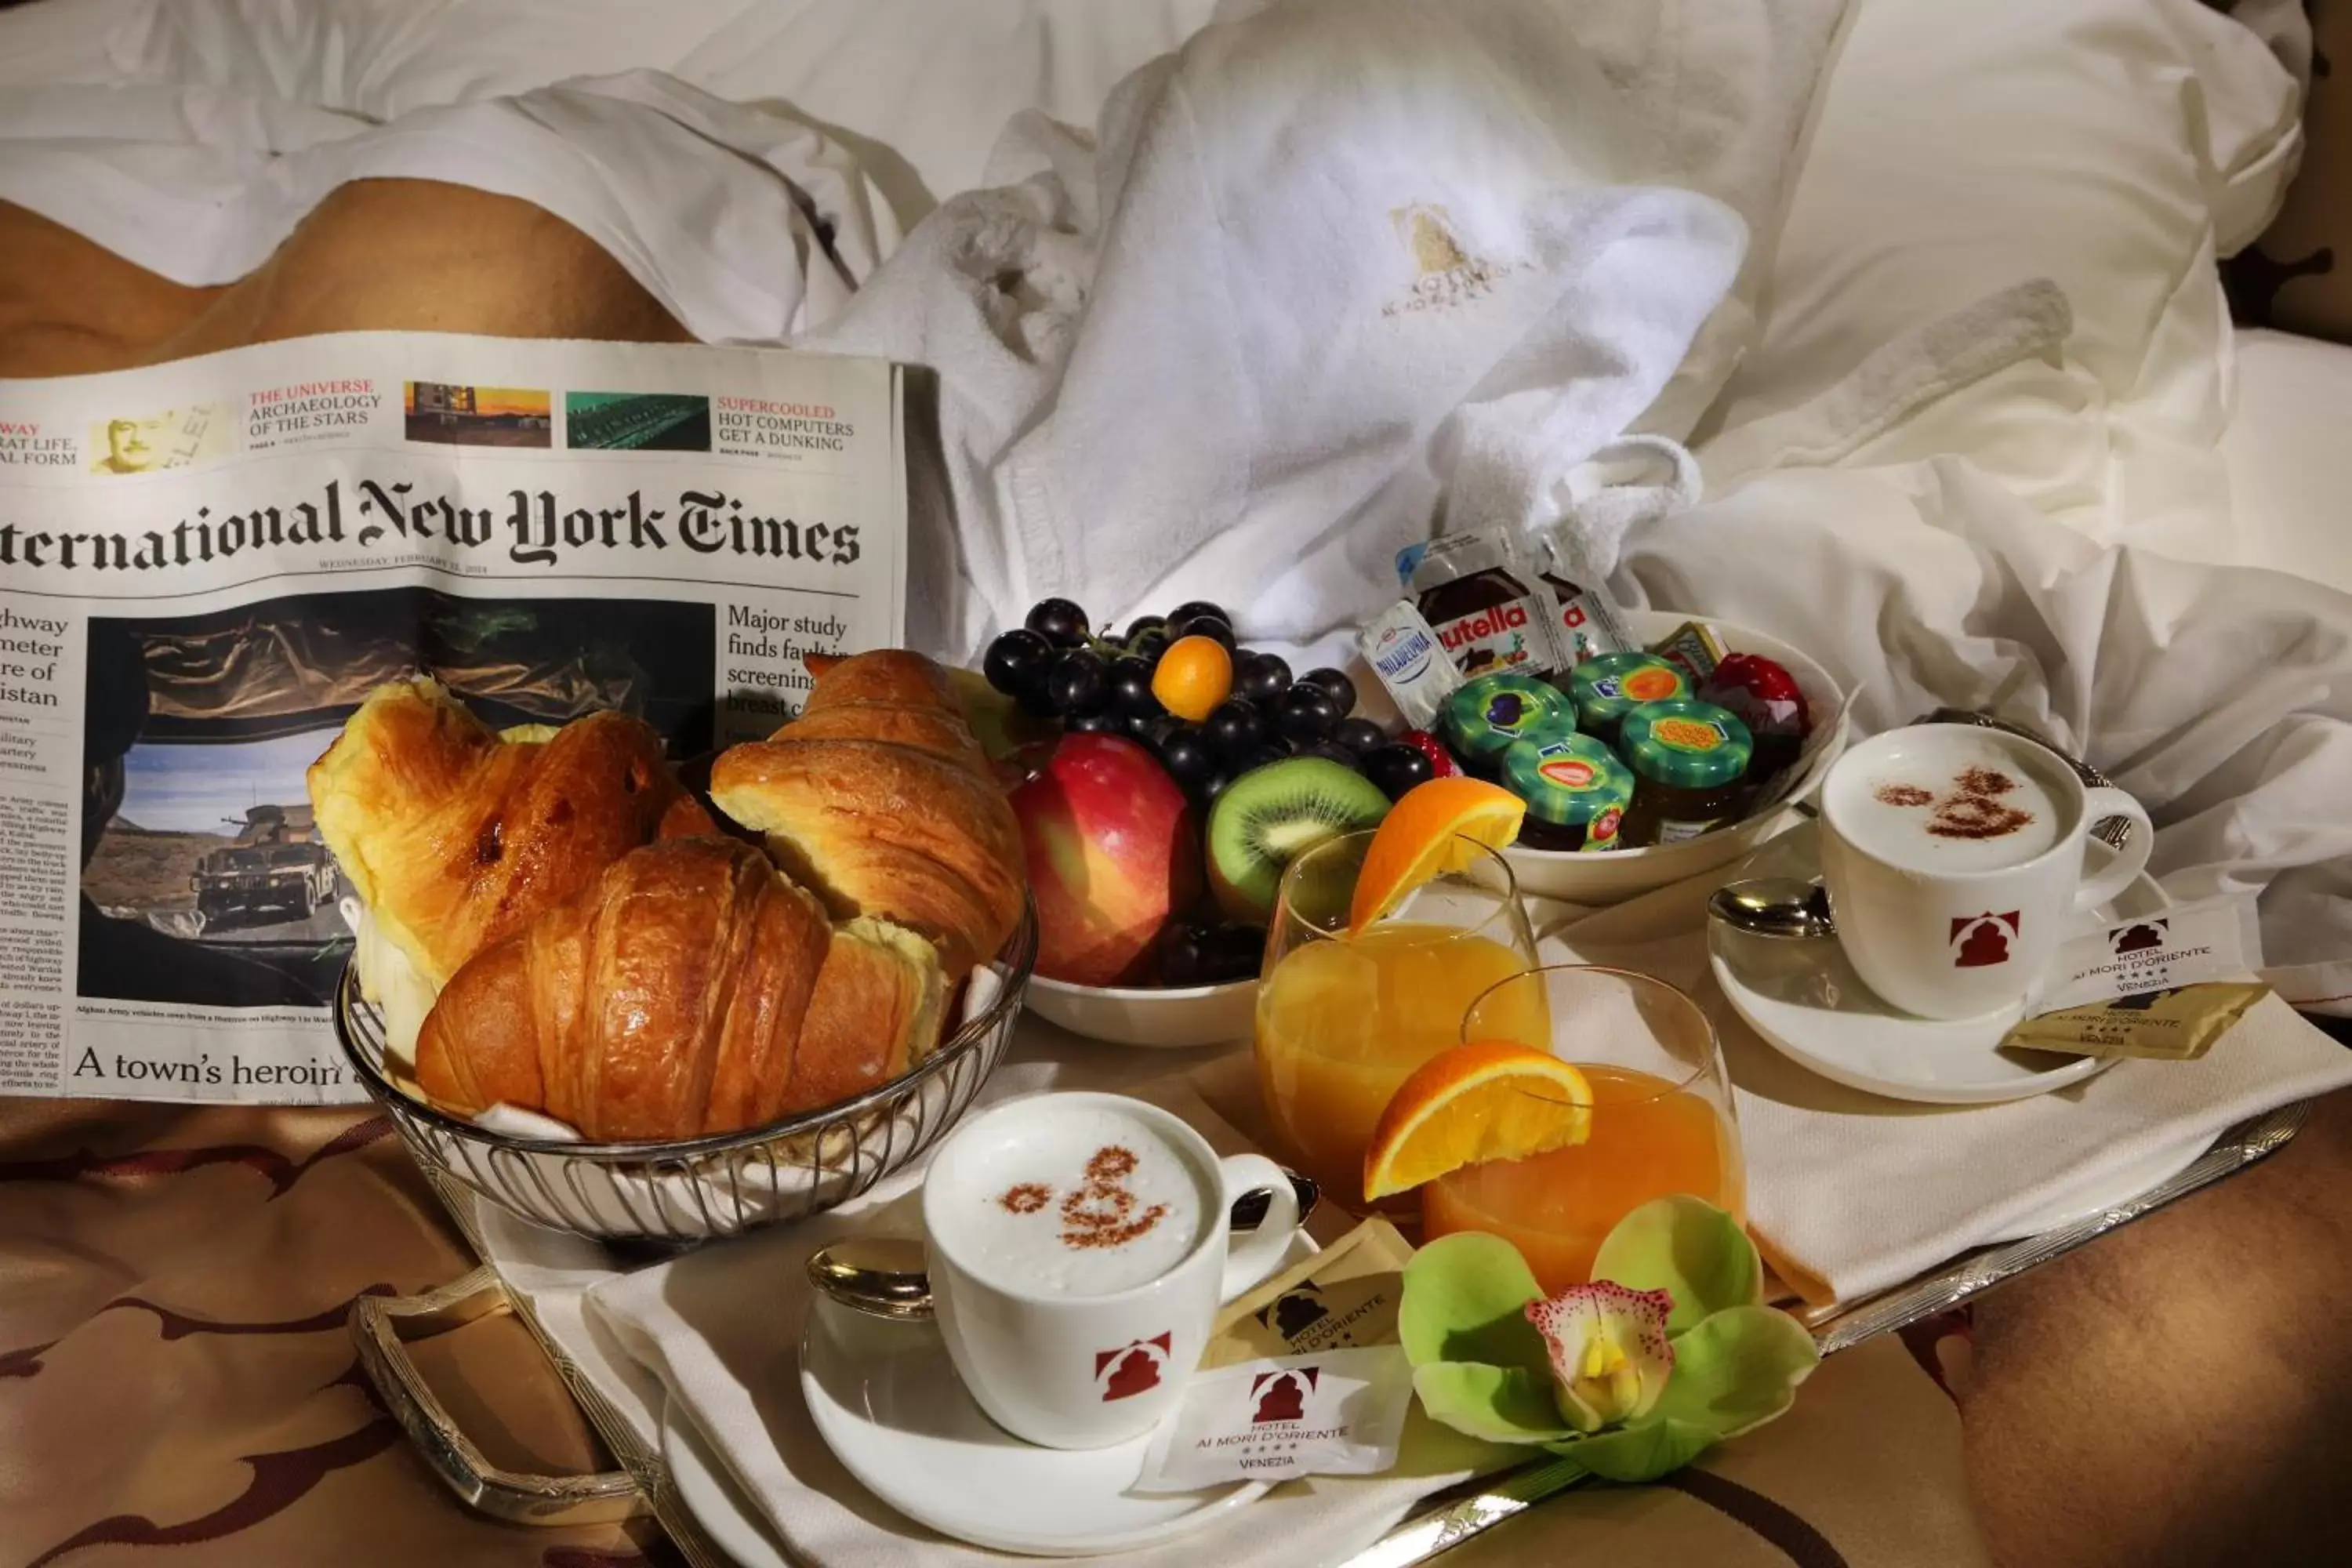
333, 903, 1036, 1243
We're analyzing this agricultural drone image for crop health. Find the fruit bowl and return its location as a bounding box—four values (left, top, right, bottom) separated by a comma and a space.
1500, 610, 1850, 906
1022, 971, 1258, 1050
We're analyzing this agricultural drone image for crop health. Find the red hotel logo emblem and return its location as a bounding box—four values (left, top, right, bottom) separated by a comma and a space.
1249, 1367, 1321, 1425
1094, 1333, 1173, 1401
1949, 911, 2022, 968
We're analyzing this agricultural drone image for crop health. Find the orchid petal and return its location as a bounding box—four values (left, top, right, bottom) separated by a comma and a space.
1525, 1282, 1675, 1431
1588, 1195, 1762, 1337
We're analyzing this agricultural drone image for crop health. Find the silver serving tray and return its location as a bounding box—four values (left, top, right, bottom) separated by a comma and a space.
355, 706, 2303, 1563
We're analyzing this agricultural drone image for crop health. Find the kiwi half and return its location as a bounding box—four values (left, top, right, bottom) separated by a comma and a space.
1207, 757, 1391, 920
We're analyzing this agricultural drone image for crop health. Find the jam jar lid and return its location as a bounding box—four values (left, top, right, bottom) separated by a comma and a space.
1503, 732, 1635, 827
1619, 699, 1755, 789
1568, 652, 1690, 727
1442, 672, 1573, 759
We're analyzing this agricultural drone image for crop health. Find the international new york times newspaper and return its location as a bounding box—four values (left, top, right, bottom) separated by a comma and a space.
0, 332, 906, 1105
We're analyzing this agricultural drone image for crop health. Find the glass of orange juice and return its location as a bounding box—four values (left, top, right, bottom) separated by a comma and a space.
1425, 965, 1746, 1293
1253, 829, 1539, 1207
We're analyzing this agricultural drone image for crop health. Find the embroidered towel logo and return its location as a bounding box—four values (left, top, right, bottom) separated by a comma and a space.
1383, 205, 1516, 317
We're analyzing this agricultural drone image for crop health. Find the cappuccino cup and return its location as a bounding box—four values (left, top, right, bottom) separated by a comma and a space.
920, 1091, 1302, 1450
1818, 724, 2155, 1020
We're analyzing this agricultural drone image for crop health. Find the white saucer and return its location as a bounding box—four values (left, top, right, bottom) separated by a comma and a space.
800, 1296, 1269, 1557
1709, 824, 2169, 1105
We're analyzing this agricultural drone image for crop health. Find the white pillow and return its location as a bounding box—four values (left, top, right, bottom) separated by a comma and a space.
1700, 0, 2302, 565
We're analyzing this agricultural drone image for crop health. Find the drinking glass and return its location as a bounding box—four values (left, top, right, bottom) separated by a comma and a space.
1428, 965, 1746, 1292
1252, 829, 1537, 1208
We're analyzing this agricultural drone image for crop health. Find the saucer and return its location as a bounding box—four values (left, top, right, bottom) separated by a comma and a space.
797, 1224, 1316, 1559
1709, 823, 2169, 1105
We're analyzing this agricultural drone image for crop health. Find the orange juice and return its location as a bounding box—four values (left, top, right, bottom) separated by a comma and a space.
1421, 1065, 1744, 1292
1254, 923, 1540, 1202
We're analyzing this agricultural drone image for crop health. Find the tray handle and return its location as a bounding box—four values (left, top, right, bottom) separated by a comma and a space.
350, 1265, 651, 1526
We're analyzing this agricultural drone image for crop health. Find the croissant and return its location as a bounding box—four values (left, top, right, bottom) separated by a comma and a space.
709, 650, 1025, 975
307, 677, 714, 990
415, 837, 946, 1139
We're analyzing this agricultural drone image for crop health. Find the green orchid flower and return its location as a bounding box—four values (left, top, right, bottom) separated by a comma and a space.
1399, 1196, 1819, 1484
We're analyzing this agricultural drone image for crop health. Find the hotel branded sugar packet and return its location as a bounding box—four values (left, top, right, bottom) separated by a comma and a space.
1136, 1219, 1418, 1492
2005, 893, 2270, 1060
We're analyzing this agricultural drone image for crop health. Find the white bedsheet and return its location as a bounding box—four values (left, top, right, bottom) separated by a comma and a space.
2224, 328, 2352, 595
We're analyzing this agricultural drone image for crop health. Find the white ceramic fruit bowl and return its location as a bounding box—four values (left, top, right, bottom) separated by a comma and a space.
1022, 971, 1258, 1050
1500, 609, 1851, 908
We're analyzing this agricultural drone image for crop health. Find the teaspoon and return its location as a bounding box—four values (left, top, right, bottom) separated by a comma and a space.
1707, 877, 1838, 940
808, 1172, 1320, 1323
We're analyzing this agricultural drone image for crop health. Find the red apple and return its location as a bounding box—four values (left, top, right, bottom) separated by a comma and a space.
1010, 733, 1200, 985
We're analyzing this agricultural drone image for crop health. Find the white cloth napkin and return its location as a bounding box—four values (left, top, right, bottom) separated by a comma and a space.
1541, 847, 2352, 1305
584, 1065, 1499, 1568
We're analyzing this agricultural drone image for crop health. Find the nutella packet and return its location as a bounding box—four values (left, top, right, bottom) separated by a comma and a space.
1357, 600, 1464, 732
1647, 619, 1729, 685
2005, 893, 2272, 1060
1135, 1219, 1417, 1492
1530, 519, 1639, 666
1402, 530, 1573, 678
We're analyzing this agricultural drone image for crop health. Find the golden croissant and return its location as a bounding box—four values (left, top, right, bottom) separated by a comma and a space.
307, 677, 713, 990
709, 649, 1025, 976
416, 837, 945, 1139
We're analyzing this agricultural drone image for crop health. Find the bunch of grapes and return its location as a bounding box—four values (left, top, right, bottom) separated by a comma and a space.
982, 598, 1431, 807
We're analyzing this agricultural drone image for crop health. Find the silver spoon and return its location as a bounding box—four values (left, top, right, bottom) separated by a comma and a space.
808, 1173, 1320, 1322
1707, 877, 1838, 940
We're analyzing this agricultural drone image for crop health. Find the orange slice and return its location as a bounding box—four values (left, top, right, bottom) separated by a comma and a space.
1362, 1041, 1593, 1201
1345, 775, 1525, 931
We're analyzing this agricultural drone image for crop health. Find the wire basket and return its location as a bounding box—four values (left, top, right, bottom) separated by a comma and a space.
333, 903, 1036, 1243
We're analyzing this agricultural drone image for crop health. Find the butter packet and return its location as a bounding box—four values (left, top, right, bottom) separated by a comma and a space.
1647, 619, 1728, 685
2005, 893, 2271, 1060
1134, 1220, 1417, 1491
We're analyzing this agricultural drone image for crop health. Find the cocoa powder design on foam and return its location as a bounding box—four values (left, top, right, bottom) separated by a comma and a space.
1059, 1145, 1171, 1250
1875, 766, 2036, 841
995, 1146, 1172, 1250
996, 1182, 1051, 1214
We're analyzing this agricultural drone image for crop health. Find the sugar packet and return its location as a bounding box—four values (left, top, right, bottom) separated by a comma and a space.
1135, 1219, 1417, 1492
2005, 893, 2272, 1060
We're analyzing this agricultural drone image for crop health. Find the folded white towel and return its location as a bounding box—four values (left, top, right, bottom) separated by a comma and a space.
804, 0, 1870, 658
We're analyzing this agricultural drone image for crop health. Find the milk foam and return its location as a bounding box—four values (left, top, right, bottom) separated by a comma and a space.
946, 1106, 1210, 1297
1831, 735, 2066, 872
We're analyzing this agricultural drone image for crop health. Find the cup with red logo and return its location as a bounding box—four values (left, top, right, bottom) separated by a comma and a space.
1818, 725, 2154, 1019
920, 1092, 1302, 1449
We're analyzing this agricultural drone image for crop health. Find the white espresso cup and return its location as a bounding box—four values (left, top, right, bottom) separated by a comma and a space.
1818, 724, 2155, 1020
920, 1091, 1303, 1450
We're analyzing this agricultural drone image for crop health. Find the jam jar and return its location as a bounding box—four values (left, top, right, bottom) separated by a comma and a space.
1616, 699, 1755, 847
1442, 672, 1575, 777
1566, 652, 1690, 748
1503, 732, 1633, 852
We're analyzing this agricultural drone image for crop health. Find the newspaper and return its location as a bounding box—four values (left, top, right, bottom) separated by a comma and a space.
0, 332, 907, 1105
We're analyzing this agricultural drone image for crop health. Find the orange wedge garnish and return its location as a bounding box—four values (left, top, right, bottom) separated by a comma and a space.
1362, 1041, 1593, 1201
1345, 776, 1525, 931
